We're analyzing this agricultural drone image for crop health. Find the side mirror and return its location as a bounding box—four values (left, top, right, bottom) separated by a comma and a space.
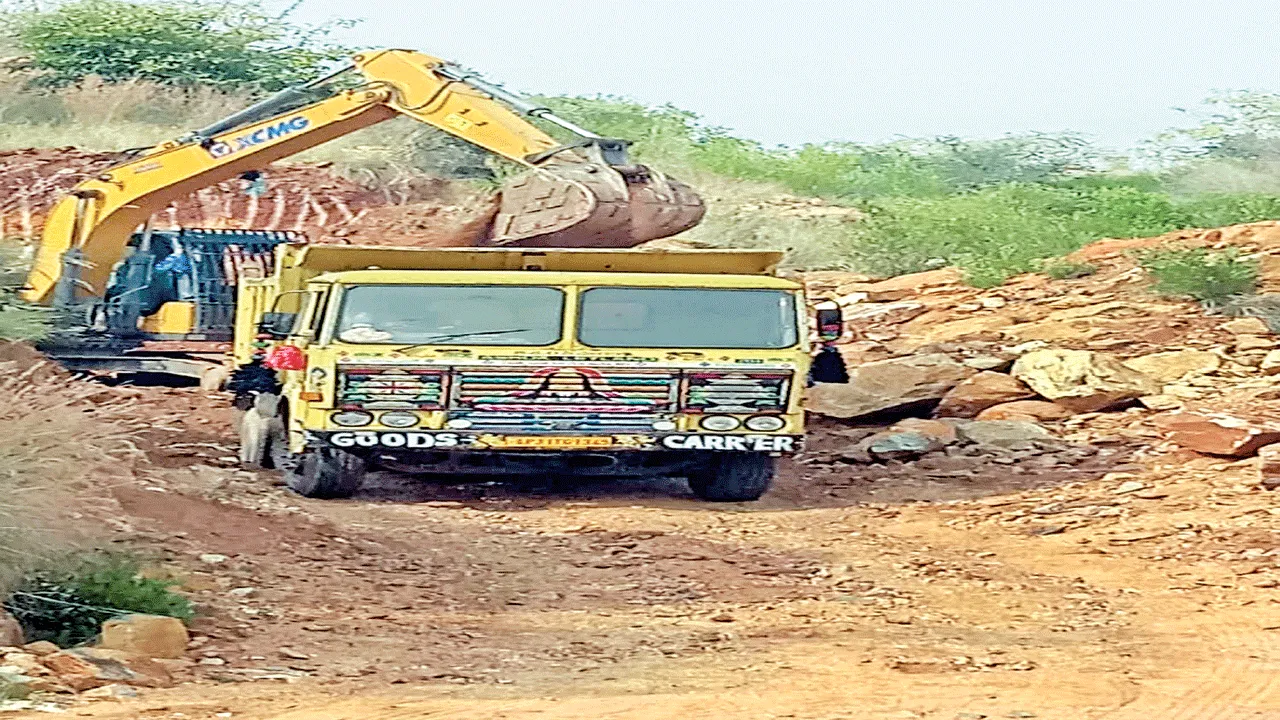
258, 311, 298, 339
815, 305, 843, 342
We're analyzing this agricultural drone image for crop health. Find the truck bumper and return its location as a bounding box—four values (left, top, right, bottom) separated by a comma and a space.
306, 430, 802, 454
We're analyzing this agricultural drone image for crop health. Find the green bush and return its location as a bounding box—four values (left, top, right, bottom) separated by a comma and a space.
1137, 247, 1259, 302
2, 0, 350, 90
1180, 193, 1280, 228
1039, 259, 1098, 279
5, 557, 192, 646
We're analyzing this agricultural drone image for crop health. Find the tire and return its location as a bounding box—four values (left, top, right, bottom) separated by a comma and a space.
687, 453, 775, 502
285, 448, 365, 499
263, 415, 299, 472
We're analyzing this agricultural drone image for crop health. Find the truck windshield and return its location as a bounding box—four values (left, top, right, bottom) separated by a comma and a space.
578, 287, 798, 349
335, 285, 564, 345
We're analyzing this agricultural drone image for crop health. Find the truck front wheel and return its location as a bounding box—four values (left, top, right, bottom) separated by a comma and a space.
687, 453, 775, 502
286, 448, 366, 499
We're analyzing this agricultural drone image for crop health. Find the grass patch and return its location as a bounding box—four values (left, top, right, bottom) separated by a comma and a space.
5, 556, 192, 646
0, 240, 50, 342
1137, 246, 1259, 302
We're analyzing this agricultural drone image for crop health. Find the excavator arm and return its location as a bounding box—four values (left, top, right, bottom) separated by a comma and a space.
23, 49, 703, 305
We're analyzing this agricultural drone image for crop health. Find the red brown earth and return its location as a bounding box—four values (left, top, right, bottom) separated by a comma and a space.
7, 156, 1280, 715
0, 148, 493, 247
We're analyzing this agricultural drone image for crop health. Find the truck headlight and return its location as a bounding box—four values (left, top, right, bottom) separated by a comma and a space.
331, 410, 373, 427
699, 415, 740, 432
379, 412, 420, 428
745, 415, 785, 432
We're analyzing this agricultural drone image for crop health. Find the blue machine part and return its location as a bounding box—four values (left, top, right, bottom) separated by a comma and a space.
103, 228, 303, 338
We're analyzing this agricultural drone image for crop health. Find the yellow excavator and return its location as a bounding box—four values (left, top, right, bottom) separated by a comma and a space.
20, 48, 704, 376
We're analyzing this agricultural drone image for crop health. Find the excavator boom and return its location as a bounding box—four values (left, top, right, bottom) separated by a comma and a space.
23, 49, 704, 305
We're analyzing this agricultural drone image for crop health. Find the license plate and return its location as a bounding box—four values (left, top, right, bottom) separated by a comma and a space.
488, 435, 617, 449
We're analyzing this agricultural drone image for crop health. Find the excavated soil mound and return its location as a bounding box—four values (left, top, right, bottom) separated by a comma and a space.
0, 148, 492, 247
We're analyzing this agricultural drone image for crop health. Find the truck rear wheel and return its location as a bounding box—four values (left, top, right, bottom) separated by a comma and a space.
687, 453, 775, 502
286, 448, 365, 499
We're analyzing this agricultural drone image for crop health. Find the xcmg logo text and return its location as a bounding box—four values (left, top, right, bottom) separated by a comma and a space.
206, 116, 310, 158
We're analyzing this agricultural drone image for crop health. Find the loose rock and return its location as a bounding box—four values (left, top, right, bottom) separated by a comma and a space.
1258, 443, 1280, 489
1011, 348, 1160, 412
100, 614, 189, 659
935, 371, 1036, 418
1261, 350, 1280, 376
1123, 350, 1221, 383
976, 400, 1073, 422
0, 613, 22, 648
1222, 317, 1271, 335
806, 353, 975, 419
41, 648, 173, 691
1153, 409, 1280, 457
957, 420, 1053, 449
21, 642, 58, 657
81, 683, 139, 701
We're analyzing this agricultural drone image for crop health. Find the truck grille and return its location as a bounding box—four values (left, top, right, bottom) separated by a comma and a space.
448, 411, 665, 433
454, 369, 678, 413
683, 372, 791, 413
336, 366, 794, 428
337, 367, 446, 409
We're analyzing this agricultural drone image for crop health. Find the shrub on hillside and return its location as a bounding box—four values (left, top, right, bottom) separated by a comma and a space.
1180, 193, 1280, 229
2, 0, 350, 90
6, 557, 192, 646
1137, 247, 1259, 302
1038, 259, 1097, 279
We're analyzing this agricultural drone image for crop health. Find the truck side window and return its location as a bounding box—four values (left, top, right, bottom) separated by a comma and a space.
307, 290, 329, 336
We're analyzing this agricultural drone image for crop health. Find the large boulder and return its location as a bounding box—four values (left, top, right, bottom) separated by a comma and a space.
935, 371, 1036, 418
1011, 349, 1161, 412
1123, 350, 1221, 384
99, 614, 188, 659
1153, 409, 1280, 457
806, 353, 976, 419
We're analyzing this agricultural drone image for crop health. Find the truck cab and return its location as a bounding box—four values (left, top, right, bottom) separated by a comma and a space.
234, 245, 832, 502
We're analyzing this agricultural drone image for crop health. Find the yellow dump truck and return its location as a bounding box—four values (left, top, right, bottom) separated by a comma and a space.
232, 245, 843, 502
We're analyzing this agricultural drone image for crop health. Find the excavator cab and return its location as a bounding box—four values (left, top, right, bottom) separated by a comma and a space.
93, 229, 297, 339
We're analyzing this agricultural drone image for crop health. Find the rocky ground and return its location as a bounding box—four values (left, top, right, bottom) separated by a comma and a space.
8, 222, 1280, 717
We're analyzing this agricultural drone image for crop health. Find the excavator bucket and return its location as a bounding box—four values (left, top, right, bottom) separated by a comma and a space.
490, 163, 705, 248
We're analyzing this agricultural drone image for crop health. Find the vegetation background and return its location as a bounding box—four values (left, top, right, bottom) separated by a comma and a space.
4, 0, 1280, 289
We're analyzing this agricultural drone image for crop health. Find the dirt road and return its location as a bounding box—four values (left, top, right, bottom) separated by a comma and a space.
34, 387, 1272, 720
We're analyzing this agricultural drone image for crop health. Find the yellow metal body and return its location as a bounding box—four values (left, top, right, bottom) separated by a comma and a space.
234, 247, 811, 454
138, 301, 197, 334
23, 49, 576, 306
